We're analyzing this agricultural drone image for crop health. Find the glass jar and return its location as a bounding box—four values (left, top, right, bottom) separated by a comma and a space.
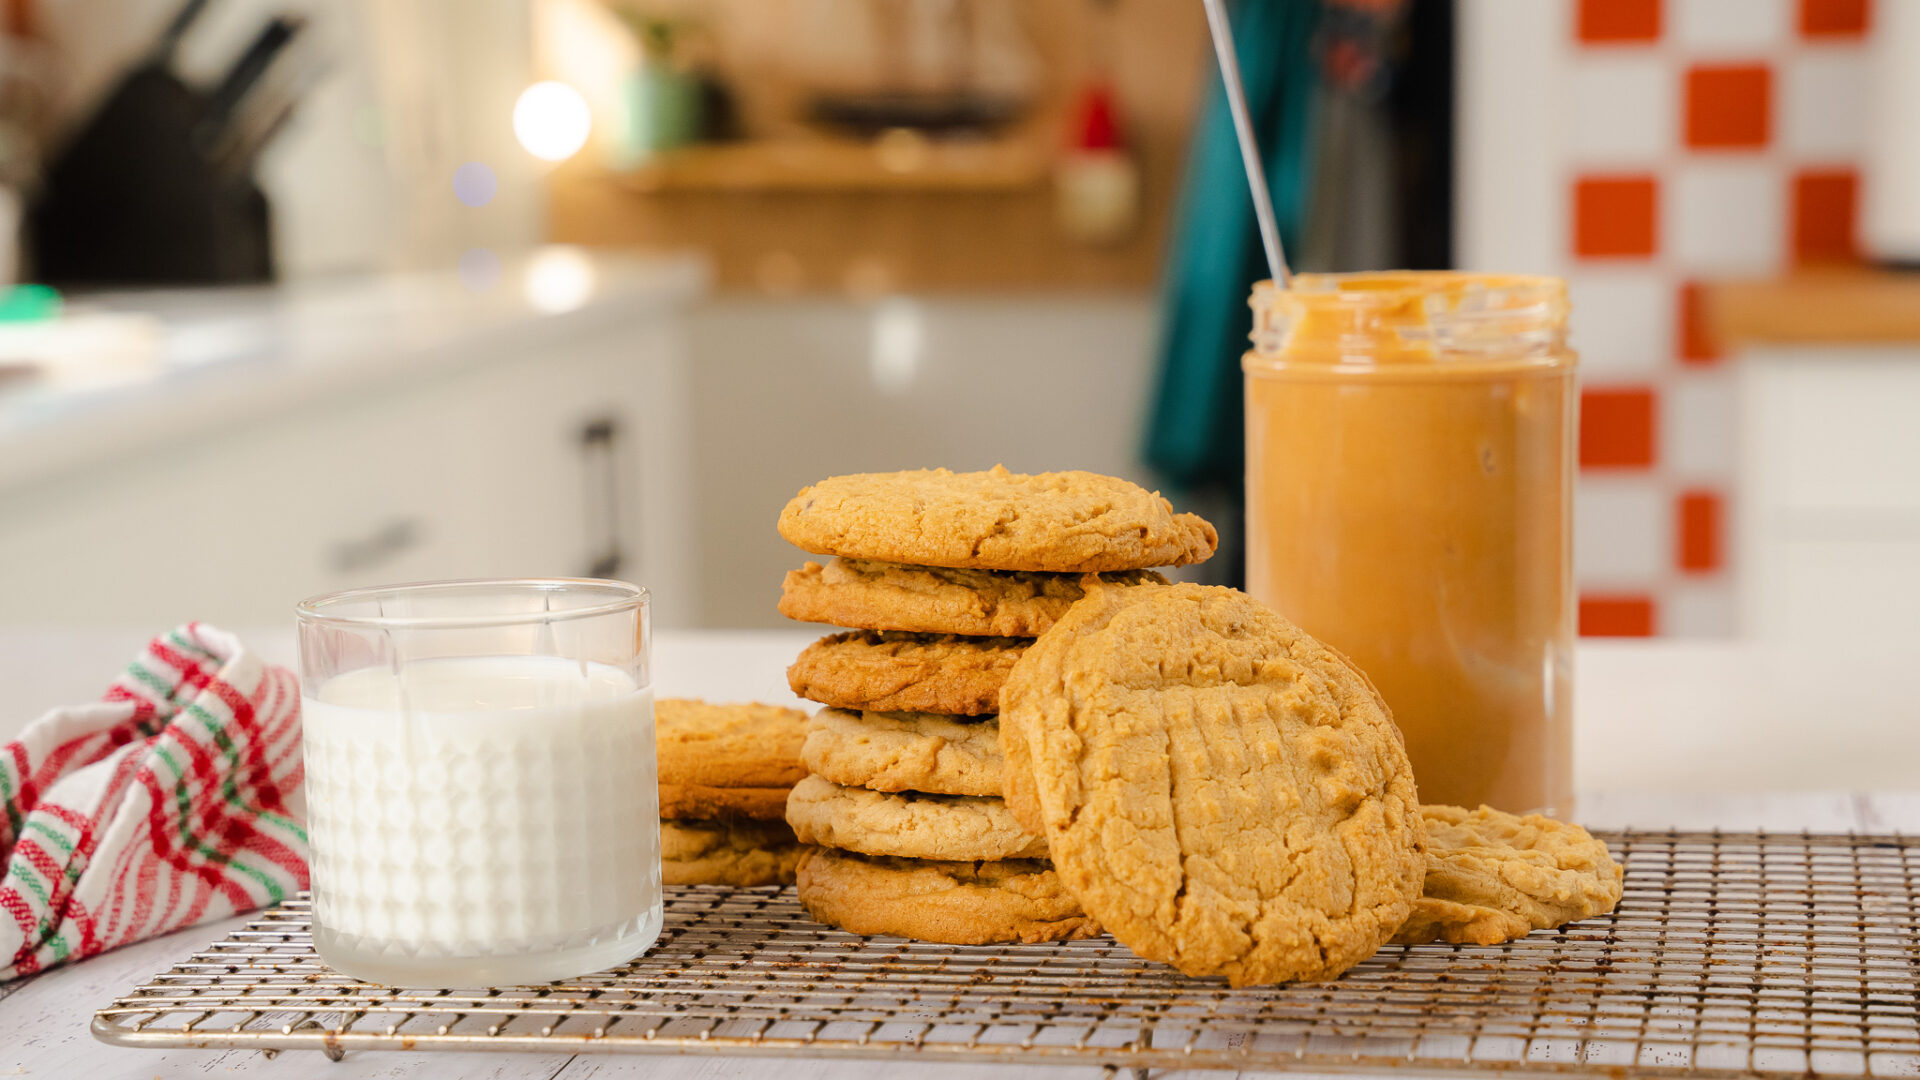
1243, 272, 1576, 815
296, 579, 659, 986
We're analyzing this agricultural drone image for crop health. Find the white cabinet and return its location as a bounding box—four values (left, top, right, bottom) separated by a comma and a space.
1738, 346, 1920, 637
0, 269, 698, 629
682, 295, 1163, 627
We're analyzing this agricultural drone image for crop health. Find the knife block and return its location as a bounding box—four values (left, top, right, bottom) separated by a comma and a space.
29, 65, 273, 287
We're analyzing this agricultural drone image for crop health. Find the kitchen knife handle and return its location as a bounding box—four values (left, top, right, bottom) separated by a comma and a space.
580, 417, 626, 579
200, 15, 302, 134
152, 0, 211, 65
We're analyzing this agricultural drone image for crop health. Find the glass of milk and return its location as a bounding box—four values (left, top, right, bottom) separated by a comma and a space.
295, 578, 660, 987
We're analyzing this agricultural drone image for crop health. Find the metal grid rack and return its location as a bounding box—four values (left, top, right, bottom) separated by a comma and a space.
95, 831, 1919, 1077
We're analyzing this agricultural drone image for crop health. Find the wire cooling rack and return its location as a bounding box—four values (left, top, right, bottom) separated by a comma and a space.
95, 831, 1918, 1077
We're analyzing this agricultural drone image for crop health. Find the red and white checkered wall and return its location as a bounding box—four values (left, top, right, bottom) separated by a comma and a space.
1461, 0, 1873, 637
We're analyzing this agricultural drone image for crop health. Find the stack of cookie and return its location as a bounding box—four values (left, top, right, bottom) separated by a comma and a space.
656, 699, 809, 887
773, 466, 1219, 944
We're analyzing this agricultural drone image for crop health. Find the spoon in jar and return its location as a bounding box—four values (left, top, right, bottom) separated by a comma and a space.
1200, 0, 1293, 287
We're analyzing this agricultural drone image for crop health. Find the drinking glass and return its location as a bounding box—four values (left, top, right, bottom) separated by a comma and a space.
296, 578, 659, 986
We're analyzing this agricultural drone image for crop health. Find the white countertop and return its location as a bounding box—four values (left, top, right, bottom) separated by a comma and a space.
8, 626, 1918, 797
2, 628, 1916, 1080
0, 250, 707, 492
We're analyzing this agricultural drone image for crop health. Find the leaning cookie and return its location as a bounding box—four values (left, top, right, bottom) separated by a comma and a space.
787, 631, 1024, 716
785, 774, 1046, 862
796, 847, 1100, 945
779, 558, 1169, 638
662, 819, 805, 887
777, 465, 1217, 573
999, 580, 1426, 987
1390, 804, 1623, 946
803, 708, 1004, 797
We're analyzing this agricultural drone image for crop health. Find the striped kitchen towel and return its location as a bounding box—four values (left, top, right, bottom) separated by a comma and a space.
0, 624, 307, 980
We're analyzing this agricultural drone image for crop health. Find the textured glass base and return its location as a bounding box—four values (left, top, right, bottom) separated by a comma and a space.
312, 903, 662, 987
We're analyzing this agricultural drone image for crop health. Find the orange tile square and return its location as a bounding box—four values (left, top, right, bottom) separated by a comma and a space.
1686, 64, 1772, 149
1800, 0, 1871, 37
1573, 176, 1659, 259
1677, 281, 1723, 365
1580, 594, 1658, 637
1581, 387, 1658, 468
1677, 490, 1725, 573
1579, 0, 1662, 42
1792, 168, 1859, 264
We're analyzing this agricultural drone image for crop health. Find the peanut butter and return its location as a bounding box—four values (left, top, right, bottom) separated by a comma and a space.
1243, 272, 1575, 814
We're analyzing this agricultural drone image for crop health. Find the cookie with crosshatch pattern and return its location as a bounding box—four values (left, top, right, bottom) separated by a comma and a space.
998, 580, 1426, 987
1389, 804, 1623, 946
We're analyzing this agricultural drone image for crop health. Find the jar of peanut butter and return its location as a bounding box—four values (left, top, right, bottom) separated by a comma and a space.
1243, 272, 1575, 815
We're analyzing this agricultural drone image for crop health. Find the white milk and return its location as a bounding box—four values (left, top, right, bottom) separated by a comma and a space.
301, 655, 661, 986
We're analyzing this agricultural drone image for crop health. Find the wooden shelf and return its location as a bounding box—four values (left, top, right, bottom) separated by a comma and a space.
1704, 268, 1920, 345
543, 0, 1209, 290
610, 132, 1051, 194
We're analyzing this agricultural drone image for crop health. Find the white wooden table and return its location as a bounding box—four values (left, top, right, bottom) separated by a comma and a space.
3, 629, 1916, 1080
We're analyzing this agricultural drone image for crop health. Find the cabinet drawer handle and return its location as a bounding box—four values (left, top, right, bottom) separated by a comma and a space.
329, 518, 421, 575
581, 416, 624, 577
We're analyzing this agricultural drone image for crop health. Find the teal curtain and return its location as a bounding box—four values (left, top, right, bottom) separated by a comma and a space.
1145, 0, 1321, 495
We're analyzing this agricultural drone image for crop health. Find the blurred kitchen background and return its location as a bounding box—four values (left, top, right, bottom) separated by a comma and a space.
0, 0, 1913, 638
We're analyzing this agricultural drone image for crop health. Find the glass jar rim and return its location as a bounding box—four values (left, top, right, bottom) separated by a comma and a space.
1250, 270, 1568, 308
1248, 271, 1570, 363
295, 578, 647, 630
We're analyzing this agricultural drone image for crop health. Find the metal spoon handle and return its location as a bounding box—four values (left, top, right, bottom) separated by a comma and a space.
1201, 0, 1292, 287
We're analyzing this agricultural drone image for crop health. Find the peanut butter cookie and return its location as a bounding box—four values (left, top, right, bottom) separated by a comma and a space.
999, 580, 1426, 987
662, 819, 804, 887
777, 466, 1218, 573
657, 783, 791, 822
1390, 804, 1623, 946
656, 698, 808, 821
656, 699, 809, 790
784, 774, 1046, 861
787, 631, 1024, 716
779, 558, 1169, 637
803, 708, 1003, 797
795, 848, 1100, 945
